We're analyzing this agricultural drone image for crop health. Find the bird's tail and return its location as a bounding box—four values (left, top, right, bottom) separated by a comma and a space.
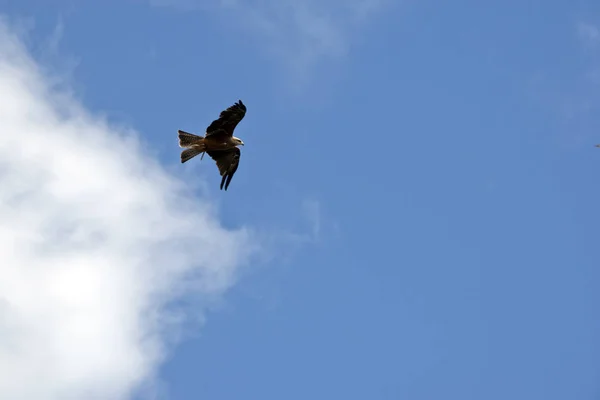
178, 130, 206, 163
178, 130, 204, 147
181, 147, 206, 163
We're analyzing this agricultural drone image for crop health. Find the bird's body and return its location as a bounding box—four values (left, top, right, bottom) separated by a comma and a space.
178, 100, 246, 190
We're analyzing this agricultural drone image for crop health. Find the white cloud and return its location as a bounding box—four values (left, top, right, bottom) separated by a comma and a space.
0, 17, 259, 400
150, 0, 388, 85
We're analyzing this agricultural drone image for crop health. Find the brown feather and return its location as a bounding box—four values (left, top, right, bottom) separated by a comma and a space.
178, 130, 203, 147
206, 148, 241, 190
181, 145, 205, 163
205, 100, 247, 138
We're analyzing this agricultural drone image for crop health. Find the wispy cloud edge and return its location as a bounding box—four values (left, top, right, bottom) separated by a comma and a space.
150, 0, 389, 86
0, 16, 260, 400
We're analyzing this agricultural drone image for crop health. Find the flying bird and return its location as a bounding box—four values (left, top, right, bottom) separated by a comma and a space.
178, 100, 247, 191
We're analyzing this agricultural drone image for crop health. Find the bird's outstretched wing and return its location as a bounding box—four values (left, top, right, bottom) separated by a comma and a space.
205, 100, 247, 139
207, 147, 241, 191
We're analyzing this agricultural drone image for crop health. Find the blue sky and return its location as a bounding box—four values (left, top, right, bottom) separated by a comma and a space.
1, 1, 599, 399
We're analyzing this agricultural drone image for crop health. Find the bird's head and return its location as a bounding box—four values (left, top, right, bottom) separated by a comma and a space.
233, 136, 245, 146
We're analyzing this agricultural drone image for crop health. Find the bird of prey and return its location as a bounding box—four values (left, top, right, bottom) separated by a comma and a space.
178, 100, 246, 191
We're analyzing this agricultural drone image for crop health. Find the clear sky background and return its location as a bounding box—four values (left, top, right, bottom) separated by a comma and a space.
0, 0, 599, 399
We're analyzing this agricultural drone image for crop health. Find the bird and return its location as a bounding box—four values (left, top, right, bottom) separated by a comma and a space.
178, 99, 246, 191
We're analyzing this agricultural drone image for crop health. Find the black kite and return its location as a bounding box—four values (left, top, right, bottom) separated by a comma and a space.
178, 100, 246, 190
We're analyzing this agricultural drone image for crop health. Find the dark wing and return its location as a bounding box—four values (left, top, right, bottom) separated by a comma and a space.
206, 147, 241, 191
205, 100, 247, 139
